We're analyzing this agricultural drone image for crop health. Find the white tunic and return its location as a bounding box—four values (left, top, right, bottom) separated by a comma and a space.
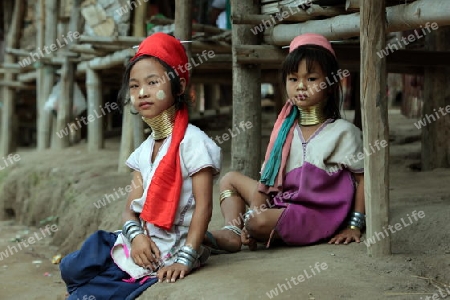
125, 124, 221, 266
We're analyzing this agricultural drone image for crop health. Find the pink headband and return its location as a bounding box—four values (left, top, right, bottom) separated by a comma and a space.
289, 33, 336, 57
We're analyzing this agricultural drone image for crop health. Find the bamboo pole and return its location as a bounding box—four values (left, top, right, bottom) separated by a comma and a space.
69, 44, 110, 56
235, 44, 450, 66
150, 16, 224, 34
265, 0, 450, 45
38, 0, 57, 150
4, 47, 32, 57
133, 0, 147, 37
86, 67, 104, 152
346, 0, 417, 11
53, 0, 81, 149
79, 35, 143, 45
360, 0, 390, 257
35, 0, 45, 145
233, 4, 345, 24
0, 80, 35, 90
231, 0, 262, 178
53, 57, 74, 149
0, 0, 25, 157
77, 49, 135, 73
78, 35, 232, 54
18, 71, 37, 83
1, 63, 34, 71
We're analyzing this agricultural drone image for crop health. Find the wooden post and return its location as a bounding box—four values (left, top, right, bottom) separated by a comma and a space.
0, 0, 25, 157
87, 68, 104, 151
37, 0, 57, 149
421, 27, 450, 170
118, 105, 134, 173
203, 85, 214, 111
231, 0, 261, 177
274, 82, 284, 115
352, 72, 362, 130
133, 0, 148, 37
174, 0, 193, 71
360, 0, 391, 256
174, 0, 193, 111
36, 0, 45, 146
53, 0, 81, 149
210, 84, 221, 111
133, 114, 144, 150
53, 57, 74, 149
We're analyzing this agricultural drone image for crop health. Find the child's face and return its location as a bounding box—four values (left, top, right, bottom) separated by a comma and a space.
286, 59, 328, 109
129, 58, 184, 119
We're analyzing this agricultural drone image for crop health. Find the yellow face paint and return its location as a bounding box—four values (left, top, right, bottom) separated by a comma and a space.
139, 88, 145, 96
130, 95, 136, 105
298, 81, 304, 89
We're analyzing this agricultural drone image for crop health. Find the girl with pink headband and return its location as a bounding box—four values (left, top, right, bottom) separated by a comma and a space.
205, 33, 365, 252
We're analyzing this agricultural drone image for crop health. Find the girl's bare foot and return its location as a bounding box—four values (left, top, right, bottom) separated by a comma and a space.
241, 228, 258, 251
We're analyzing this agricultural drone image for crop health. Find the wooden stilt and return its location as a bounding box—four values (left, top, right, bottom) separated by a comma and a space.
118, 106, 134, 173
352, 72, 362, 130
274, 82, 284, 115
421, 27, 450, 170
87, 68, 104, 152
360, 0, 391, 257
53, 57, 74, 149
174, 0, 193, 64
0, 0, 25, 157
37, 0, 57, 150
231, 0, 262, 178
53, 0, 81, 149
175, 0, 193, 104
36, 0, 45, 146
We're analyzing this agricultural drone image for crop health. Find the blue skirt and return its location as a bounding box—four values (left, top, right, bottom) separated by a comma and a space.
60, 230, 157, 300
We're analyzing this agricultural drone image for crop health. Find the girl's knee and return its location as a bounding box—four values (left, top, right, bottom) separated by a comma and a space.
219, 171, 242, 190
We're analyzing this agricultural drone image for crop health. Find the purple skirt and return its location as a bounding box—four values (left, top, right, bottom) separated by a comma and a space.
270, 162, 356, 245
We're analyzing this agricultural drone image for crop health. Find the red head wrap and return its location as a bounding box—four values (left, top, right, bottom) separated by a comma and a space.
132, 32, 189, 85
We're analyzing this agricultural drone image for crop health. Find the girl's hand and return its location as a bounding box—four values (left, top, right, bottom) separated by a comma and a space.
131, 234, 161, 270
328, 227, 362, 245
157, 263, 190, 283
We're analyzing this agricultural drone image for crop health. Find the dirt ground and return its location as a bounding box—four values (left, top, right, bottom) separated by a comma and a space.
0, 109, 449, 300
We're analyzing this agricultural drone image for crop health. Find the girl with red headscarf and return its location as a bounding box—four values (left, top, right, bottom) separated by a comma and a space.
60, 33, 221, 299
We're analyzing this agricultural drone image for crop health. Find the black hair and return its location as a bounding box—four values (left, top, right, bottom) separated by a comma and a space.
281, 45, 342, 119
117, 55, 189, 112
